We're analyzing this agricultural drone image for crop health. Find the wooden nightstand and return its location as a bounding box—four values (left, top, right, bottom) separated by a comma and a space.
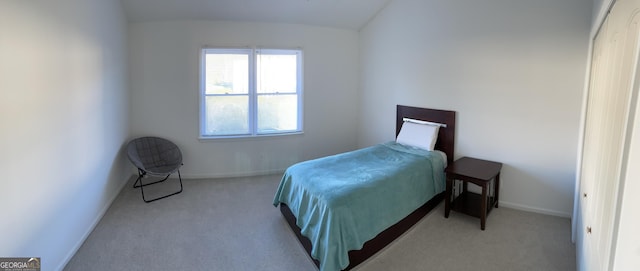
444, 157, 502, 230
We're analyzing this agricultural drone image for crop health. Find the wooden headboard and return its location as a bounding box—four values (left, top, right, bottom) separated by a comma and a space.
396, 105, 456, 165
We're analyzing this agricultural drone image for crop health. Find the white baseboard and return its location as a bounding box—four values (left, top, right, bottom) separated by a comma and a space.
500, 201, 572, 218
180, 168, 286, 179
56, 174, 134, 271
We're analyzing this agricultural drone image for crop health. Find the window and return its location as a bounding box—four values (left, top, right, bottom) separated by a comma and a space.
200, 48, 303, 138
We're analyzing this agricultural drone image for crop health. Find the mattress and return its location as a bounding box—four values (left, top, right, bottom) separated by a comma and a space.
273, 141, 446, 271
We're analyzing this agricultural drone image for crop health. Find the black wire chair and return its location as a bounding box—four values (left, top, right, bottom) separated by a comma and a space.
126, 137, 183, 203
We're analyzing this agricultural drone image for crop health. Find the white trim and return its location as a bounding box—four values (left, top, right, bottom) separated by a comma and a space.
199, 48, 206, 137
57, 174, 134, 271
198, 131, 304, 141
199, 47, 303, 138
500, 201, 572, 218
297, 50, 304, 132
572, 23, 597, 245
179, 169, 285, 179
249, 48, 257, 135
592, 0, 617, 38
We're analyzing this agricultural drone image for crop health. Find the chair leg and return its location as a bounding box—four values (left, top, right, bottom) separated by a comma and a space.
138, 170, 183, 203
133, 169, 170, 188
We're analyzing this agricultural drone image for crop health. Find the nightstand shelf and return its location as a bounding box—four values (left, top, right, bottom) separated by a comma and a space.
450, 191, 496, 218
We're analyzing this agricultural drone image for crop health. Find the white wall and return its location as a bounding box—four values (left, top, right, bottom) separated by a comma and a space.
0, 0, 129, 270
359, 0, 591, 216
129, 21, 360, 178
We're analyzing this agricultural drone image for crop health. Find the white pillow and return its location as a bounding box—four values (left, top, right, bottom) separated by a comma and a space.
396, 121, 440, 151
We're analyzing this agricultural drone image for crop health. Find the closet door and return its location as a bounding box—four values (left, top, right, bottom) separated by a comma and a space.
579, 0, 640, 270
580, 14, 608, 270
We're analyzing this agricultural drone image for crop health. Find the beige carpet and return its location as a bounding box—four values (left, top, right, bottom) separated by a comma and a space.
64, 174, 575, 271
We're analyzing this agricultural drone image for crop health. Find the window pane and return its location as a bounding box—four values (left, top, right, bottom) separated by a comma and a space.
205, 53, 249, 94
205, 96, 249, 135
257, 94, 298, 133
257, 53, 297, 94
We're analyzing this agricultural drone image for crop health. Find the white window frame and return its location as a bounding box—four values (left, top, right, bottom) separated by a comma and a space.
199, 47, 303, 139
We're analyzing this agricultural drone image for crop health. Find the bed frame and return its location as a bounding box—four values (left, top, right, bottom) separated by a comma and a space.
279, 105, 456, 270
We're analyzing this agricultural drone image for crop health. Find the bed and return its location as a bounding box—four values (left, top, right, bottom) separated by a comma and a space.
273, 105, 456, 271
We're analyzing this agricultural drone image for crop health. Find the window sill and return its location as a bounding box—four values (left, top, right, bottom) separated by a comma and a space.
198, 131, 304, 142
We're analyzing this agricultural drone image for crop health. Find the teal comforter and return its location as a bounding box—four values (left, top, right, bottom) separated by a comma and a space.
272, 142, 445, 271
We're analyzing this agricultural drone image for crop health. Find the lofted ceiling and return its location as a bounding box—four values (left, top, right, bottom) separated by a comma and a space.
121, 0, 391, 30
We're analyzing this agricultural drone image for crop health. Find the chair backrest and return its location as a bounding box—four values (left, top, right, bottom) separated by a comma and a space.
126, 137, 182, 174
